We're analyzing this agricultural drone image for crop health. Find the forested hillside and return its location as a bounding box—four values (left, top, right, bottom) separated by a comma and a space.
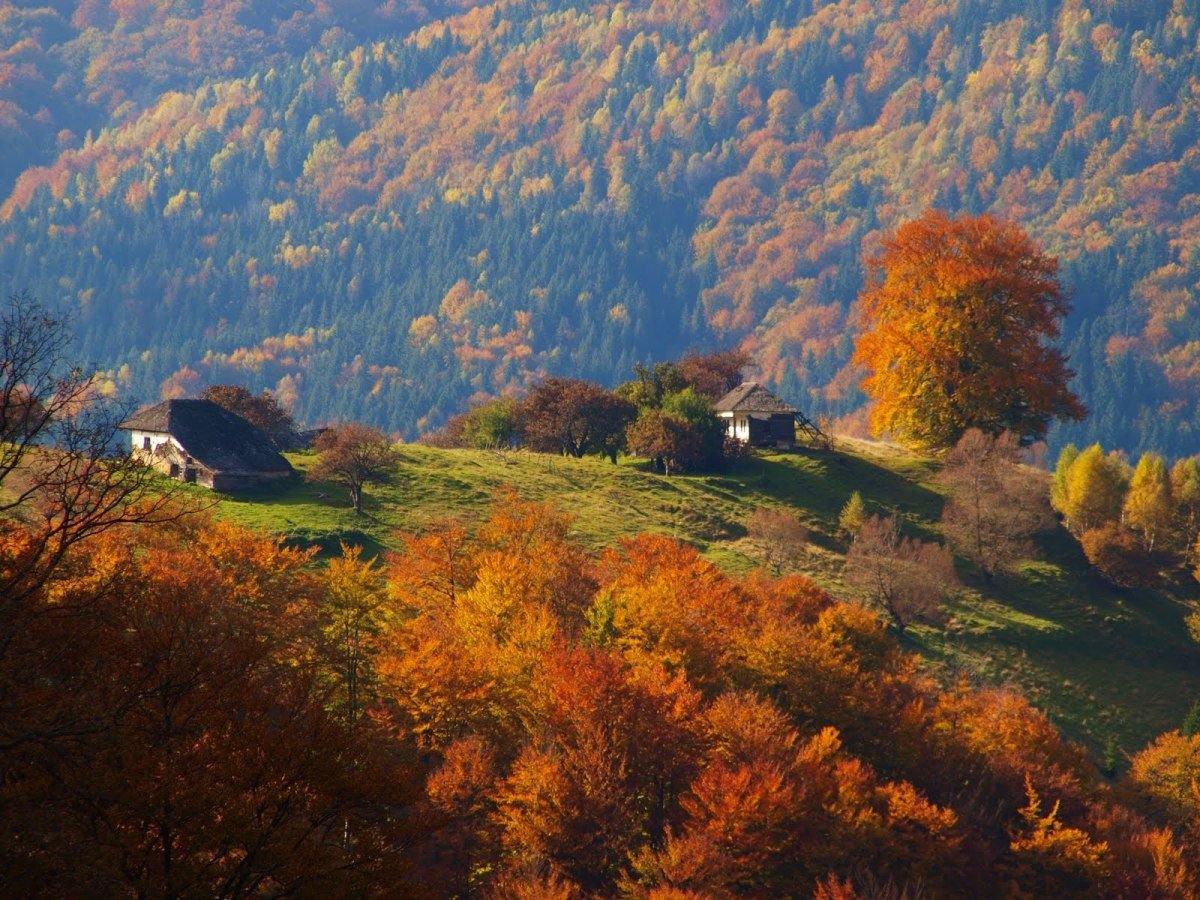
4, 0, 1200, 452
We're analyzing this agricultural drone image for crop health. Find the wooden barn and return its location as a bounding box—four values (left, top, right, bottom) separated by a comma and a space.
714, 382, 801, 449
121, 399, 293, 492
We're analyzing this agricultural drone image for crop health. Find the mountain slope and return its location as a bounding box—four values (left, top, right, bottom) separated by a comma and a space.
3, 0, 1200, 452
211, 440, 1200, 759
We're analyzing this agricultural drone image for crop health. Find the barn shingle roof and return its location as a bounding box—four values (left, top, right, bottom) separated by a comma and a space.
713, 382, 799, 415
121, 399, 293, 475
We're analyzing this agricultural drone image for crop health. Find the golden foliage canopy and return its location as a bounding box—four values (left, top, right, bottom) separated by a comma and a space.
853, 210, 1085, 450
3, 488, 1199, 895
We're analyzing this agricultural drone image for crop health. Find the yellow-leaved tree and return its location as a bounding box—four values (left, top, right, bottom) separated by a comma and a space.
1051, 443, 1129, 535
1169, 457, 1200, 556
1123, 453, 1173, 552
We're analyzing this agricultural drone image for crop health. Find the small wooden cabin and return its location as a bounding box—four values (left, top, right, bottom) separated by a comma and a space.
121, 399, 293, 491
714, 382, 799, 449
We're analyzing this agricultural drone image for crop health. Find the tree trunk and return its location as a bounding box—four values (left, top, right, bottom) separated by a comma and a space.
882, 592, 906, 633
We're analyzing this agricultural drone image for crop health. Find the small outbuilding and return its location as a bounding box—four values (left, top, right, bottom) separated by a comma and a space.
121, 398, 293, 491
714, 382, 801, 449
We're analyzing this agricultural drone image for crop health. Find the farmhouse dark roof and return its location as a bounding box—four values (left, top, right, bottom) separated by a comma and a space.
121, 399, 293, 475
713, 382, 799, 415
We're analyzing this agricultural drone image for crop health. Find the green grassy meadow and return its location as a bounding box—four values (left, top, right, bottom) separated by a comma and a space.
211, 438, 1200, 761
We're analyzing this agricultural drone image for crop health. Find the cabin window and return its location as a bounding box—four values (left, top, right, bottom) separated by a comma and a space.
142, 436, 151, 451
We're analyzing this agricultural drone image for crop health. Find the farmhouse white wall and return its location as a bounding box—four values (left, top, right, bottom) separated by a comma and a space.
129, 430, 185, 457
717, 412, 751, 441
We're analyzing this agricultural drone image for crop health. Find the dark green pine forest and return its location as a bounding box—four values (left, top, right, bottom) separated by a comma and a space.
3, 0, 1199, 452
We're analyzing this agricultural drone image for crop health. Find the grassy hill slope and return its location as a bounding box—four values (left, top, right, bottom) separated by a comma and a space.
213, 439, 1200, 760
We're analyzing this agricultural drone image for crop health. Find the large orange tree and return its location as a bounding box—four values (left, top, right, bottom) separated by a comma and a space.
853, 210, 1085, 450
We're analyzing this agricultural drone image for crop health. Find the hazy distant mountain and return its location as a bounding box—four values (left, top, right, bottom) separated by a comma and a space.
3, 0, 1198, 453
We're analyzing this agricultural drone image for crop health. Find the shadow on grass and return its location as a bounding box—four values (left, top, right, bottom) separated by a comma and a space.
994, 528, 1200, 660
731, 448, 946, 532
281, 528, 387, 560
223, 473, 329, 506
918, 522, 1200, 752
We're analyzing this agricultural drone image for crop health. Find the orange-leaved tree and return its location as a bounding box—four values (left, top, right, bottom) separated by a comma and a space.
0, 516, 418, 896
308, 422, 400, 514
853, 210, 1085, 450
199, 384, 295, 434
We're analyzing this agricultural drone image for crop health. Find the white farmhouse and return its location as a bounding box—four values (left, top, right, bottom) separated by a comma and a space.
121, 398, 293, 491
713, 382, 800, 449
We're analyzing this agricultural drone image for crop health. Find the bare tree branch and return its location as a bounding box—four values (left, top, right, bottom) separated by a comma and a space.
0, 291, 195, 608
844, 515, 958, 632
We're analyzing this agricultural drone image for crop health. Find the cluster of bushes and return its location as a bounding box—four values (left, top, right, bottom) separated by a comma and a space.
831, 430, 1051, 633
1052, 444, 1200, 586
427, 350, 758, 474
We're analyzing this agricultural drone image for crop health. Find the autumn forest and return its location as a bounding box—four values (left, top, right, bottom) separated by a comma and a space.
6, 481, 1200, 896
6, 0, 1200, 896
4, 0, 1200, 453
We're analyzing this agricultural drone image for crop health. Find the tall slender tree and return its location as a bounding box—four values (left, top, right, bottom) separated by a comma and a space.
1170, 457, 1200, 557
1053, 444, 1130, 535
1124, 453, 1173, 552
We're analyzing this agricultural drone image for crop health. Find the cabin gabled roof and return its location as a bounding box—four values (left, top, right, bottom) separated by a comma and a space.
713, 382, 799, 416
121, 399, 293, 475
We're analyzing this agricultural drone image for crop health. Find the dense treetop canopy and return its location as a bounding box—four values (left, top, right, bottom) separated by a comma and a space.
854, 211, 1085, 450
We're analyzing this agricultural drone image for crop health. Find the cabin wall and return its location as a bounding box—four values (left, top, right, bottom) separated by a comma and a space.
130, 431, 187, 476
768, 414, 795, 447
719, 412, 752, 442
130, 430, 179, 460
719, 413, 796, 448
